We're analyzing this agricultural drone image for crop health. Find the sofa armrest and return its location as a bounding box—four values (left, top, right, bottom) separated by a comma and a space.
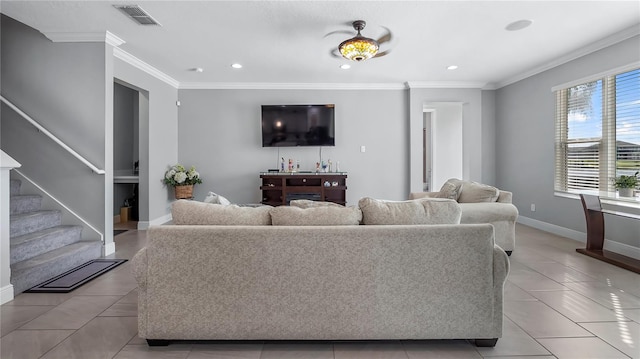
497, 191, 512, 203
408, 191, 439, 200
132, 247, 147, 290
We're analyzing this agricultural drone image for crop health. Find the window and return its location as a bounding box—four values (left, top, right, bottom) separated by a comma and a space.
554, 67, 640, 195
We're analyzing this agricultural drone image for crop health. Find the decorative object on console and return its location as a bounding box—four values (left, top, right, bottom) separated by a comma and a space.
612, 171, 638, 197
163, 164, 203, 199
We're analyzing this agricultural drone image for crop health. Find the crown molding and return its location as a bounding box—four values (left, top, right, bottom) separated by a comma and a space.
495, 24, 640, 89
405, 81, 488, 89
41, 31, 125, 47
113, 48, 180, 89
179, 82, 408, 90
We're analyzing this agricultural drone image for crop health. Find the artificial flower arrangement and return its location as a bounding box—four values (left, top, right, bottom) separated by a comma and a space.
163, 164, 203, 186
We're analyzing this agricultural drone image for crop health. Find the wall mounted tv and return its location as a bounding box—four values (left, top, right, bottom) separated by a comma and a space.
262, 104, 335, 147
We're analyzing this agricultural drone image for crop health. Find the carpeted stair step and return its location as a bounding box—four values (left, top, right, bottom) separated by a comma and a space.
10, 194, 43, 215
10, 241, 102, 294
10, 179, 21, 196
10, 225, 83, 265
10, 210, 61, 238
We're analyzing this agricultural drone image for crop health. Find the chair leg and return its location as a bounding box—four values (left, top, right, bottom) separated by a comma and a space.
475, 338, 498, 347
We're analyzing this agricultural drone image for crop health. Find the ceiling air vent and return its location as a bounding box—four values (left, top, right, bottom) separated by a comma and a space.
114, 5, 161, 26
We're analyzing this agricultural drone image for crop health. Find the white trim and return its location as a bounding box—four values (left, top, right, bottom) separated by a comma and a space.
104, 242, 116, 256
551, 62, 640, 92
113, 48, 180, 89
496, 25, 640, 89
13, 169, 104, 244
137, 213, 172, 230
518, 215, 640, 261
518, 215, 586, 242
179, 82, 407, 90
41, 31, 125, 47
406, 81, 488, 89
0, 285, 14, 305
0, 96, 105, 175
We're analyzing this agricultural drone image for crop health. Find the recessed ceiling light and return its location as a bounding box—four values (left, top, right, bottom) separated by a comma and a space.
447, 65, 458, 70
231, 63, 243, 69
340, 64, 351, 70
505, 19, 533, 31
194, 67, 204, 73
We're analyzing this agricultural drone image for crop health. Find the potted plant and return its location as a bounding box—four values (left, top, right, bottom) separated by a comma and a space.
163, 164, 203, 199
612, 171, 639, 198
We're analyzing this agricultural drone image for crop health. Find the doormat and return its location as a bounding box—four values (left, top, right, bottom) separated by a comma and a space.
114, 229, 128, 236
25, 259, 127, 293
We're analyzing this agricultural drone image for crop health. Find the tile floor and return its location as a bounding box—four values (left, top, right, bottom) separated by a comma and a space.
1, 224, 639, 358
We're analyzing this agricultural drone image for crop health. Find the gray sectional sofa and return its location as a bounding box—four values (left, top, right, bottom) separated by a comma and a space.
132, 198, 510, 347
410, 179, 519, 255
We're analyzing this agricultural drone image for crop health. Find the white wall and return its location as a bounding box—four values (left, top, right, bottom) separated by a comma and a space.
177, 89, 408, 205
496, 35, 640, 250
409, 88, 487, 193
426, 103, 463, 189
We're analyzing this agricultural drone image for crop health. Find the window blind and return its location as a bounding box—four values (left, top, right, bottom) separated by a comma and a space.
555, 68, 640, 194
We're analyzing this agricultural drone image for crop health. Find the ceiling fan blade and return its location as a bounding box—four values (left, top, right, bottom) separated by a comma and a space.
374, 49, 392, 58
377, 26, 392, 45
330, 48, 343, 59
323, 30, 353, 38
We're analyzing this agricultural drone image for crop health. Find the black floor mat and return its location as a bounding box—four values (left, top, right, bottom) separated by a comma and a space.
114, 229, 128, 236
25, 259, 127, 293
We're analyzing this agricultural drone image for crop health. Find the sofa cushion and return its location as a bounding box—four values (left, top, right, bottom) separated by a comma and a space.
458, 182, 500, 203
172, 200, 272, 225
270, 205, 362, 225
289, 199, 344, 209
358, 197, 461, 225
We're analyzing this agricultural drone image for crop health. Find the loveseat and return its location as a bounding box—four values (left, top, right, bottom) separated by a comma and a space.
410, 179, 518, 255
132, 198, 510, 347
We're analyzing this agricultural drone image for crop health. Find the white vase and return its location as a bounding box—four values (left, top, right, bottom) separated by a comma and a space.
618, 188, 635, 197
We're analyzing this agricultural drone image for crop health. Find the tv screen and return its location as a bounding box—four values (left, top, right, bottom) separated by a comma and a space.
262, 105, 335, 147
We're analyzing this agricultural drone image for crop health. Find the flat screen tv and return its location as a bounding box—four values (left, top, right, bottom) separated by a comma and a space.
262, 104, 335, 147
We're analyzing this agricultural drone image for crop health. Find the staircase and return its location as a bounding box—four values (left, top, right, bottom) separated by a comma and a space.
9, 179, 102, 294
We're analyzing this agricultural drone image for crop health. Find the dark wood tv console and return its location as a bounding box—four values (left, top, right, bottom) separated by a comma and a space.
260, 172, 347, 206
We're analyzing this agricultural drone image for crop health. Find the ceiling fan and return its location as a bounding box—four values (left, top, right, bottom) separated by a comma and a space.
328, 20, 393, 62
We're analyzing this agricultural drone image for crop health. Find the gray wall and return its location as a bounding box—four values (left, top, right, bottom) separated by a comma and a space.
113, 83, 136, 216
177, 89, 408, 206
1, 15, 108, 238
113, 58, 178, 224
496, 35, 640, 248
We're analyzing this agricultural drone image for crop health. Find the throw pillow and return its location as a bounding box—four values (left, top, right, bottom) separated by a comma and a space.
457, 182, 500, 203
270, 205, 362, 225
436, 178, 463, 200
358, 197, 461, 225
203, 191, 231, 205
172, 200, 272, 225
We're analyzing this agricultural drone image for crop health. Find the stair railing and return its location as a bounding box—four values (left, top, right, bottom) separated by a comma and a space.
12, 169, 104, 244
0, 95, 105, 175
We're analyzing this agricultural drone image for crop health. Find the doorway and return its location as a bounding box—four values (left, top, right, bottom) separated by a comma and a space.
423, 102, 463, 191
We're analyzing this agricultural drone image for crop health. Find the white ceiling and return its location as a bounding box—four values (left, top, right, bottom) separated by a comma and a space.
2, 1, 639, 88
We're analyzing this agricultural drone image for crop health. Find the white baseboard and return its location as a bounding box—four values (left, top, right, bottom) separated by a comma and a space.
138, 213, 172, 230
518, 216, 640, 261
104, 242, 116, 256
0, 284, 14, 305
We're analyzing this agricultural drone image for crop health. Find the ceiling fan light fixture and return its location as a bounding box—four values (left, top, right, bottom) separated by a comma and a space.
339, 20, 379, 62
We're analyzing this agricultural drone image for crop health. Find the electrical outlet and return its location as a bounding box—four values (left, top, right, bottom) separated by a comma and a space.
530, 203, 536, 212
360, 145, 366, 153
